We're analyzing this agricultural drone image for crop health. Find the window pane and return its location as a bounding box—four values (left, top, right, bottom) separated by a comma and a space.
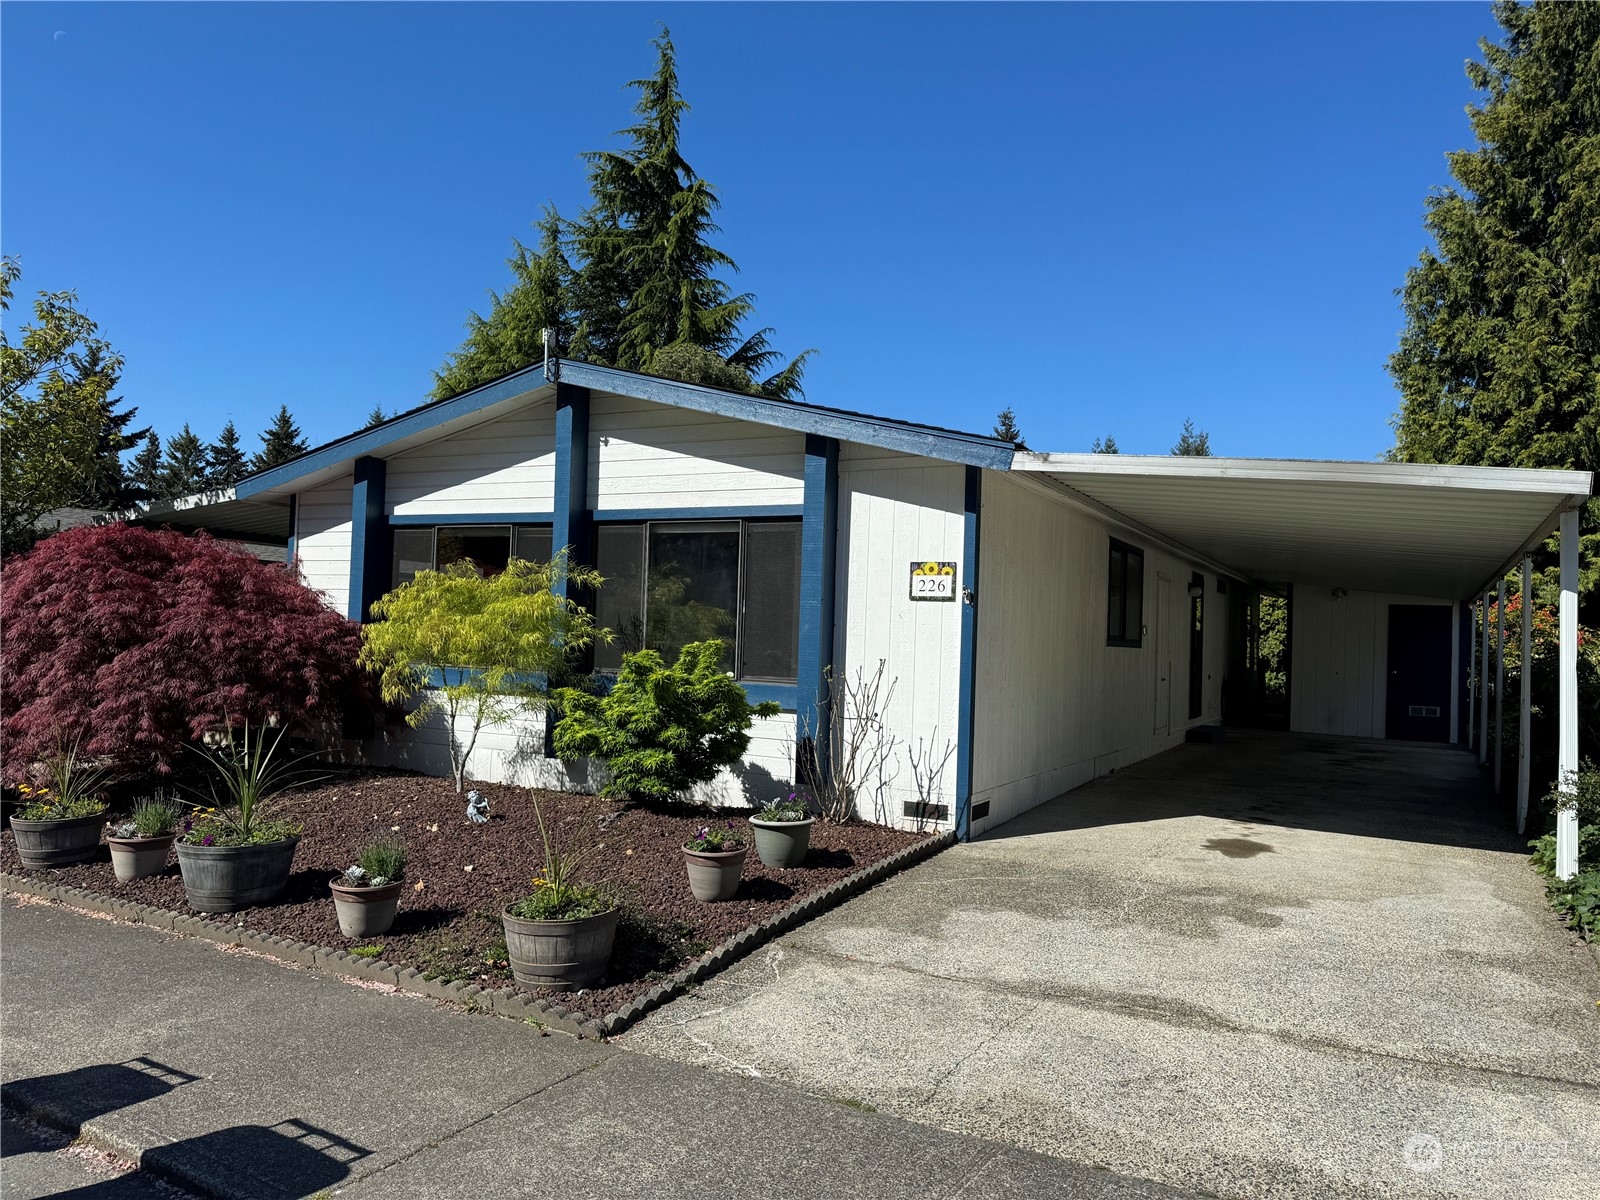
594, 524, 644, 671
742, 521, 801, 681
1126, 548, 1144, 644
648, 523, 740, 671
513, 525, 553, 564
1107, 546, 1125, 641
392, 528, 433, 589
435, 525, 511, 577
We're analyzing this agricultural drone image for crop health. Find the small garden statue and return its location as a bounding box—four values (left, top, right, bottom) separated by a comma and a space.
466, 789, 489, 825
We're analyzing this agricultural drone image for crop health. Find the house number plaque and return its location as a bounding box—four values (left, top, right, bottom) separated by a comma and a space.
909, 561, 958, 601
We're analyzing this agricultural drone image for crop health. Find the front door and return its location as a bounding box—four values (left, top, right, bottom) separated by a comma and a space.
1385, 604, 1451, 742
1154, 574, 1172, 735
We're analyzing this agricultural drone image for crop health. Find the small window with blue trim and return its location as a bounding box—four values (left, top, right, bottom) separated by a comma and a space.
1107, 537, 1144, 647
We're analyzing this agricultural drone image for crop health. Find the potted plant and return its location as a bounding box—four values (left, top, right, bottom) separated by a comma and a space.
750, 792, 815, 869
502, 793, 617, 989
106, 794, 183, 882
8, 743, 111, 869
329, 837, 407, 938
175, 724, 312, 913
683, 820, 748, 902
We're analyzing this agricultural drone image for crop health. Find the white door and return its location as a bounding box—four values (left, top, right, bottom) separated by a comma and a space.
1154, 574, 1172, 735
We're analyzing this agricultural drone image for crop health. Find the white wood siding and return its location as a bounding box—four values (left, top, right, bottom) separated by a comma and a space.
969, 475, 1228, 834
1290, 588, 1452, 739
293, 474, 353, 615
587, 391, 804, 510
386, 401, 556, 517
834, 448, 966, 826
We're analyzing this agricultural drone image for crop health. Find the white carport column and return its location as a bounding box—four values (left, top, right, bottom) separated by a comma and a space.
1478, 593, 1491, 765
1555, 508, 1580, 881
1517, 556, 1533, 834
1494, 577, 1505, 793
1467, 599, 1477, 751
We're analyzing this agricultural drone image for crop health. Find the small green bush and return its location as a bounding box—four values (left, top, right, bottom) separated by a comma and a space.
508, 882, 612, 922
357, 837, 407, 883
551, 641, 779, 803
1529, 823, 1600, 941
110, 793, 182, 839
755, 792, 810, 822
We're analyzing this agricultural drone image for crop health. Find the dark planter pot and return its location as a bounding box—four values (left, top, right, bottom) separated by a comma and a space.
330, 880, 403, 939
750, 817, 814, 869
9, 812, 105, 869
502, 905, 618, 989
106, 833, 176, 882
175, 836, 299, 912
683, 845, 747, 902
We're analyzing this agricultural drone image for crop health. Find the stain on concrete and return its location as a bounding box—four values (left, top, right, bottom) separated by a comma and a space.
1203, 836, 1275, 859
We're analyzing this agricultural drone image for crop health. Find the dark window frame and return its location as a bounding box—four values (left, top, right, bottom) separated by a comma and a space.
1107, 537, 1145, 648
390, 522, 554, 589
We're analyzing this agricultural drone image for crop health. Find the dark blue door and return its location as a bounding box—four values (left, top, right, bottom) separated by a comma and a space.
1386, 605, 1452, 742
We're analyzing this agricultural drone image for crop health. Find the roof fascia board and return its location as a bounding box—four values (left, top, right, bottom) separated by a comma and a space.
1014, 452, 1593, 498
235, 366, 554, 499
1007, 473, 1262, 589
557, 360, 1014, 470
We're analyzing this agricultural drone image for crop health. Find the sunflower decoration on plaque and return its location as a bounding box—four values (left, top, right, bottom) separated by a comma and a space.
909, 560, 958, 601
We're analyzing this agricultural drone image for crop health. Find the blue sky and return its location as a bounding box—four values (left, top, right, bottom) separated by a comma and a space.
4, 2, 1497, 460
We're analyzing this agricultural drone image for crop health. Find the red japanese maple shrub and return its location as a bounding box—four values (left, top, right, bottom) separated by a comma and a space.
1, 524, 366, 778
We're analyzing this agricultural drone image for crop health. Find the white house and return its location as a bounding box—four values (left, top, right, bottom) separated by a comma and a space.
135, 358, 1592, 876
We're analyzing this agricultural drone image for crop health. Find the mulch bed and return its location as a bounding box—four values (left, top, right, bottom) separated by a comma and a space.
0, 769, 927, 1020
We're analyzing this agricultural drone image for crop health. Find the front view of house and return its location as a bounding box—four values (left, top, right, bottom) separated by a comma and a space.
138, 358, 1591, 871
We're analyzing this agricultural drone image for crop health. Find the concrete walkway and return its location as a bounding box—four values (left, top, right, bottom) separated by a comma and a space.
626, 732, 1600, 1200
0, 897, 1194, 1200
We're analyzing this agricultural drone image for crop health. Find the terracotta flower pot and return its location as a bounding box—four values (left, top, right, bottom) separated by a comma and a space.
683, 844, 747, 902
750, 817, 814, 869
501, 905, 618, 989
329, 879, 403, 938
175, 836, 299, 912
106, 833, 176, 882
9, 812, 105, 869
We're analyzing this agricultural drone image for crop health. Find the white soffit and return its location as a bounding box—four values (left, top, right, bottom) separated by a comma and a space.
1012, 454, 1593, 599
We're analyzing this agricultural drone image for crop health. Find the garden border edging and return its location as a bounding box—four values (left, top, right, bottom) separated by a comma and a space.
0, 830, 954, 1041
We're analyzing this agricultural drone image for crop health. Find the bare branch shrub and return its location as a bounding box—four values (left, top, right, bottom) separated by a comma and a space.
906, 728, 956, 834
798, 660, 902, 823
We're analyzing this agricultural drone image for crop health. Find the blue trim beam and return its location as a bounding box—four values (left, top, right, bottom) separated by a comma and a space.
796, 434, 840, 783
954, 465, 982, 841
591, 505, 802, 523
286, 494, 298, 566
388, 512, 555, 527
348, 457, 390, 622
552, 382, 592, 593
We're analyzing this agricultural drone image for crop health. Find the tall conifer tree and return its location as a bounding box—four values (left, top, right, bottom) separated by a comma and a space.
205, 421, 249, 488
252, 405, 309, 471
130, 432, 162, 500
158, 424, 207, 498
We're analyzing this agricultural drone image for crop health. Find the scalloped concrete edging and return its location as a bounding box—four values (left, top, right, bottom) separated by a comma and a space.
0, 830, 955, 1041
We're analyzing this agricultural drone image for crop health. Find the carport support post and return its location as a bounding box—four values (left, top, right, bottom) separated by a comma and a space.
1517, 556, 1532, 834
1555, 507, 1579, 881
1478, 593, 1490, 766
1494, 578, 1505, 793
1466, 600, 1476, 751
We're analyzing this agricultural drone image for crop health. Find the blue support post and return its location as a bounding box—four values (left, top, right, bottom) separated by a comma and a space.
348, 457, 388, 622
551, 383, 592, 593
954, 465, 982, 841
286, 494, 298, 570
797, 435, 840, 786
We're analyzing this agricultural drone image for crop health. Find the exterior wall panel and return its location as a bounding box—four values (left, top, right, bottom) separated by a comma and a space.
294, 474, 354, 615
385, 402, 556, 516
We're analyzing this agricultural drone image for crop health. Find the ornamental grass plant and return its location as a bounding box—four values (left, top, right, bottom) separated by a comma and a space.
14, 740, 111, 820
182, 723, 315, 847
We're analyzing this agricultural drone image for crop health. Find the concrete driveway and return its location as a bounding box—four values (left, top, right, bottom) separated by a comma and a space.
625, 732, 1600, 1200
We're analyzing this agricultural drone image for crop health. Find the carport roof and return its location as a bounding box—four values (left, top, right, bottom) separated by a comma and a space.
1011, 453, 1593, 600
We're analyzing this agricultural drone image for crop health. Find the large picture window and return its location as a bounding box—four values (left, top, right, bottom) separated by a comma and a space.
1107, 537, 1145, 647
390, 524, 553, 589
594, 519, 801, 683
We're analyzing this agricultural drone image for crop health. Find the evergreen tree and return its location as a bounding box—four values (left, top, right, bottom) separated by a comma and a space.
436, 29, 811, 401
204, 421, 249, 488
130, 432, 162, 500
1389, 0, 1599, 613
993, 408, 1023, 443
157, 424, 208, 498
251, 405, 308, 471
1091, 435, 1120, 454
82, 383, 149, 510
364, 405, 389, 429
1172, 419, 1212, 456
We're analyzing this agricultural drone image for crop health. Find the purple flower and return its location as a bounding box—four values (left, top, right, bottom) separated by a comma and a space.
201, 834, 215, 847
182, 819, 193, 832
725, 820, 736, 830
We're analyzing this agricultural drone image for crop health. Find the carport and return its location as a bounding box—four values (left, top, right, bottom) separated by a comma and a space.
1010, 453, 1592, 878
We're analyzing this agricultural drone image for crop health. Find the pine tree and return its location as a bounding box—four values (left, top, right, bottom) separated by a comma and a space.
993, 408, 1023, 443
157, 424, 208, 498
436, 29, 811, 401
1389, 1, 1599, 613
252, 405, 308, 471
1172, 419, 1212, 456
82, 383, 149, 510
364, 405, 389, 429
130, 433, 162, 500
204, 421, 249, 488
1091, 435, 1120, 454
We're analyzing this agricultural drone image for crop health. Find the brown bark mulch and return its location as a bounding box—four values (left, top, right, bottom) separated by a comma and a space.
0, 769, 928, 1020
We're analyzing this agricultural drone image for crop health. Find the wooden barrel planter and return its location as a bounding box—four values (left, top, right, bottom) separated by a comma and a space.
683, 845, 747, 902
175, 836, 299, 912
750, 817, 815, 869
106, 833, 176, 882
9, 813, 105, 869
330, 879, 403, 938
501, 906, 618, 989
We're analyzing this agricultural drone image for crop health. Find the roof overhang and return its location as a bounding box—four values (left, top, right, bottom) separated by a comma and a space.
1011, 453, 1593, 600
114, 487, 293, 542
